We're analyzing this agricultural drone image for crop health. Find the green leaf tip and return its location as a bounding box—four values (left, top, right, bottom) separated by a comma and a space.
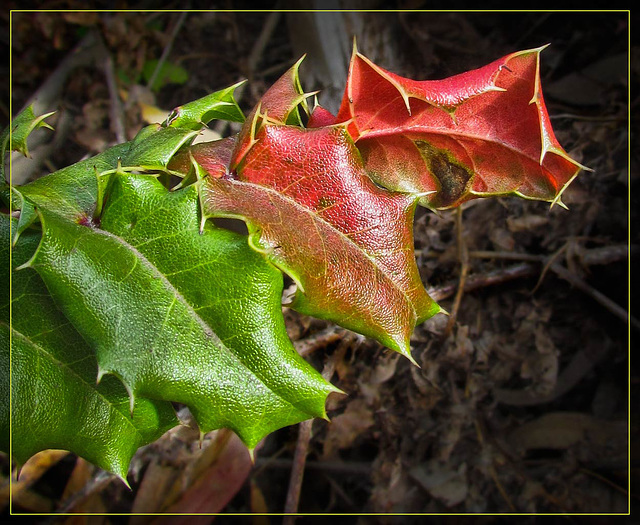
1, 105, 55, 179
164, 81, 246, 130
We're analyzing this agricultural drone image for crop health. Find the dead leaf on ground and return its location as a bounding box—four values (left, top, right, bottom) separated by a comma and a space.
3, 449, 70, 513
410, 460, 468, 508
508, 412, 627, 461
323, 399, 374, 459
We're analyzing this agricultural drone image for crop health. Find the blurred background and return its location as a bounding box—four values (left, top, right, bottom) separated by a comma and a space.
2, 5, 633, 520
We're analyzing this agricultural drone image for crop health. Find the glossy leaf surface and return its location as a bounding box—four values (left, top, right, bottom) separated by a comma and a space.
0, 215, 177, 480
24, 175, 334, 450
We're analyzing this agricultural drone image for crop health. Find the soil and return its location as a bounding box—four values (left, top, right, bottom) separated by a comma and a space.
2, 5, 633, 521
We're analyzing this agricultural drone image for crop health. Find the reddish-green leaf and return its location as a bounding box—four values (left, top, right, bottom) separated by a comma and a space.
170, 61, 441, 359
230, 57, 309, 170
336, 46, 586, 209
192, 126, 440, 359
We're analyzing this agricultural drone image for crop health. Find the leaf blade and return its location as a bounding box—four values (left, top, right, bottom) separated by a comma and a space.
24, 176, 334, 449
0, 214, 177, 480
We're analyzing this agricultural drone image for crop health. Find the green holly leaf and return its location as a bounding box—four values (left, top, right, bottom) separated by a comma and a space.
1, 105, 54, 180
0, 214, 177, 481
164, 81, 246, 130
23, 174, 336, 450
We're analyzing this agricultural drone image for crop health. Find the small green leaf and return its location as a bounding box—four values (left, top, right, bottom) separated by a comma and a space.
165, 82, 246, 130
0, 214, 177, 480
1, 105, 54, 180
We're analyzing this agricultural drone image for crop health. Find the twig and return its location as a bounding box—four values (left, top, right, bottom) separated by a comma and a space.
429, 261, 538, 302
550, 261, 636, 330
475, 418, 516, 511
146, 12, 188, 91
489, 464, 517, 512
283, 336, 351, 522
531, 244, 567, 294
283, 419, 313, 522
322, 472, 357, 511
213, 9, 281, 138
467, 246, 636, 330
100, 40, 127, 144
246, 10, 281, 76
442, 207, 469, 339
578, 467, 629, 497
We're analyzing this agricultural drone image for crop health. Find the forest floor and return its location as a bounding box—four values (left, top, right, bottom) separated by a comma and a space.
2, 6, 633, 522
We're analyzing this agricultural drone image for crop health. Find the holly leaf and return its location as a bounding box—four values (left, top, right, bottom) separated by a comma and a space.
164, 80, 246, 130
22, 174, 335, 450
0, 214, 177, 481
175, 62, 440, 358
336, 46, 586, 209
1, 105, 54, 180
193, 129, 440, 360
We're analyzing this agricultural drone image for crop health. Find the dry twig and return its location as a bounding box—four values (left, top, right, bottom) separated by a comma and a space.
468, 247, 635, 330
442, 206, 469, 339
146, 12, 188, 92
283, 335, 351, 522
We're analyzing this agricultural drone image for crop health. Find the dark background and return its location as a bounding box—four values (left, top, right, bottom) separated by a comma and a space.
2, 5, 632, 520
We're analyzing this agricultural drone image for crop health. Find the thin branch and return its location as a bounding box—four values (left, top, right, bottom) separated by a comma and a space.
246, 10, 282, 75
213, 9, 281, 137
429, 261, 538, 302
146, 12, 188, 91
550, 261, 636, 330
101, 43, 127, 144
442, 206, 469, 339
283, 419, 313, 522
283, 336, 351, 522
429, 245, 633, 329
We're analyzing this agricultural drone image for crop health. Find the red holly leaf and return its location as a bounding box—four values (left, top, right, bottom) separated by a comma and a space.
194, 124, 440, 359
230, 57, 310, 170
336, 46, 587, 209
